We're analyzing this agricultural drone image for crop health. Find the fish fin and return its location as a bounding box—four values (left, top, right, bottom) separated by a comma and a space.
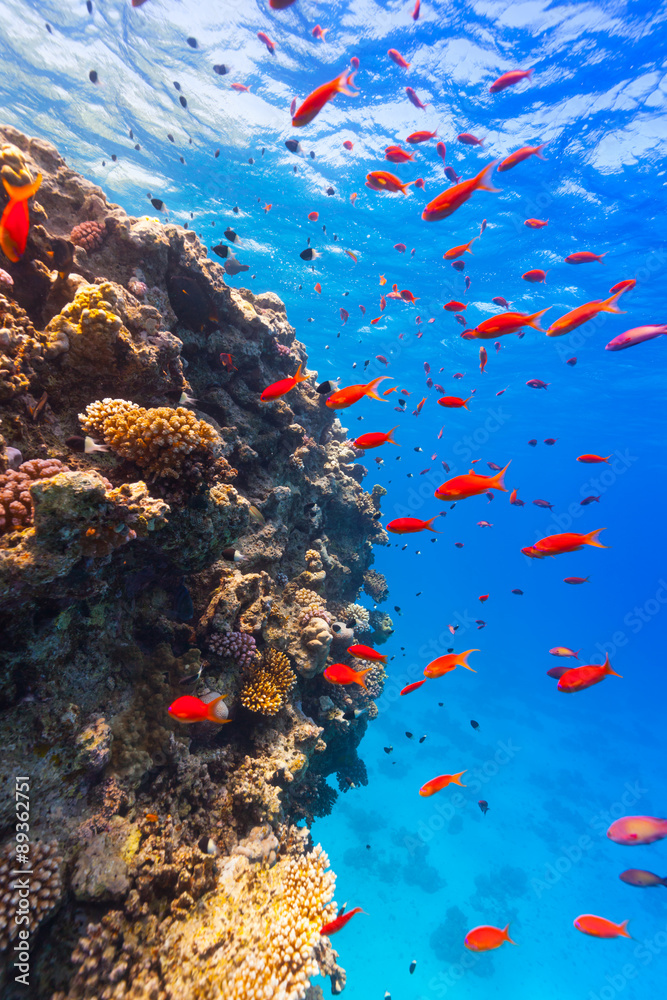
205, 696, 230, 723
503, 924, 517, 945
2, 173, 43, 202
463, 396, 472, 410
459, 649, 480, 672
337, 69, 359, 97
475, 160, 501, 193
527, 307, 551, 330
424, 515, 441, 533
535, 143, 548, 160
0, 224, 20, 262
490, 461, 511, 492
294, 362, 309, 384
386, 426, 400, 445
355, 667, 372, 689
365, 375, 392, 400
585, 527, 609, 548
619, 920, 631, 939
602, 654, 623, 679
452, 770, 467, 786
602, 290, 625, 314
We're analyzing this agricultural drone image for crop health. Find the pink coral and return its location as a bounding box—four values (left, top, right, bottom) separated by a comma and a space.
70, 220, 106, 252
0, 459, 65, 534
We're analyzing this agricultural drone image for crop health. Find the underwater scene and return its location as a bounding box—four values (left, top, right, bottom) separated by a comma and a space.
0, 0, 666, 998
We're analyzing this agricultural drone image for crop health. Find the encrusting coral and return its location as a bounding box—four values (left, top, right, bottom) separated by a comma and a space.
0, 458, 65, 533
363, 568, 389, 603
70, 220, 107, 252
241, 647, 297, 716
0, 840, 63, 952
79, 397, 219, 479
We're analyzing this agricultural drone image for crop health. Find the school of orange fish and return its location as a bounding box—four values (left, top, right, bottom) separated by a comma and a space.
3, 0, 665, 969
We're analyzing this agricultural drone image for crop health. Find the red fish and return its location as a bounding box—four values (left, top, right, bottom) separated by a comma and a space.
326, 376, 391, 409
458, 133, 484, 145
524, 218, 548, 228
231, 83, 251, 92
407, 130, 438, 143
479, 346, 487, 372
412, 0, 420, 19
549, 647, 580, 659
531, 528, 608, 556
419, 771, 467, 796
292, 68, 359, 127
489, 68, 533, 93
438, 395, 472, 409
573, 915, 630, 939
168, 695, 230, 724
347, 644, 387, 663
0, 174, 43, 262
435, 462, 510, 500
565, 251, 607, 264
526, 379, 549, 389
312, 24, 329, 41
308, 211, 319, 220
471, 308, 550, 339
270, 0, 297, 6
547, 291, 624, 336
394, 242, 407, 252
422, 162, 499, 221
606, 325, 667, 351
366, 171, 414, 195
498, 143, 546, 172
401, 679, 426, 696
443, 239, 475, 259
436, 141, 447, 162
386, 515, 441, 534
353, 426, 399, 449
385, 145, 415, 163
257, 31, 276, 54
577, 454, 610, 463
564, 576, 589, 584
405, 87, 428, 109
400, 289, 418, 303
607, 816, 667, 846
314, 283, 322, 294
423, 649, 478, 678
522, 269, 547, 283
343, 140, 353, 150
557, 654, 621, 693
414, 177, 425, 188
465, 925, 516, 951
492, 296, 510, 308
444, 300, 466, 311
380, 296, 387, 310
340, 308, 349, 324
324, 663, 371, 688
321, 907, 364, 936
610, 278, 636, 294
261, 363, 308, 401
388, 48, 410, 68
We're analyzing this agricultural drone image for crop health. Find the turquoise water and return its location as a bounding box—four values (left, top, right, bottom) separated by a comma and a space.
3, 0, 666, 996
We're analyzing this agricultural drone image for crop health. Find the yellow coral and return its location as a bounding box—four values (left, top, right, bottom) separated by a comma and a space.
79, 397, 219, 479
240, 648, 296, 716
0, 142, 34, 188
294, 588, 320, 607
45, 282, 129, 371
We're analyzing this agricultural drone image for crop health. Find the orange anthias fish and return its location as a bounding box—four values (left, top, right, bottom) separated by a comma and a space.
347, 644, 387, 663
352, 426, 399, 449
465, 925, 516, 952
498, 143, 546, 172
479, 346, 488, 372
532, 528, 608, 556
444, 300, 466, 311
438, 395, 472, 409
326, 376, 391, 409
443, 239, 476, 259
257, 31, 276, 54
577, 453, 611, 463
321, 907, 364, 936
292, 68, 359, 127
401, 679, 427, 695
324, 663, 371, 688
419, 771, 467, 796
388, 48, 410, 68
524, 218, 548, 228
557, 653, 622, 693
435, 462, 510, 500
574, 915, 630, 939
547, 291, 625, 337
565, 251, 607, 264
422, 161, 499, 222
423, 649, 479, 678
407, 130, 438, 143
489, 68, 533, 93
470, 308, 550, 339
385, 145, 415, 163
386, 515, 441, 534
607, 816, 667, 846
168, 695, 230, 724
0, 174, 43, 262
366, 171, 414, 195
260, 363, 308, 401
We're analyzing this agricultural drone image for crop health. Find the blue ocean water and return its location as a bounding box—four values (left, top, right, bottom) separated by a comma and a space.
2, 0, 666, 997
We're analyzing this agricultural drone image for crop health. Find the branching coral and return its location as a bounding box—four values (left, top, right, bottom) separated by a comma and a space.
346, 603, 371, 633
208, 629, 258, 667
0, 840, 63, 951
241, 647, 297, 716
299, 603, 333, 628
79, 397, 219, 479
363, 568, 389, 603
0, 459, 65, 534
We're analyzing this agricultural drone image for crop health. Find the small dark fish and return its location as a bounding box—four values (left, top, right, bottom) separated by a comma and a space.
526, 379, 549, 389
224, 228, 238, 243
580, 495, 601, 505
316, 380, 338, 394
452, 260, 465, 271
409, 960, 417, 974
394, 606, 402, 615
418, 735, 427, 744
214, 149, 220, 158
213, 64, 228, 76
212, 244, 231, 258
366, 844, 371, 850
86, 0, 93, 12
89, 70, 99, 84
511, 588, 523, 595
167, 133, 175, 142
285, 139, 301, 154
619, 869, 667, 888
111, 154, 117, 161
405, 731, 414, 739
326, 186, 335, 195
444, 166, 460, 183
300, 248, 319, 261
151, 198, 166, 212
224, 258, 249, 275
454, 542, 464, 548
492, 296, 510, 309
173, 583, 194, 621
487, 462, 501, 471
544, 438, 557, 445
248, 157, 254, 164
187, 36, 198, 48
221, 547, 243, 563
179, 96, 188, 108
547, 665, 571, 679
383, 746, 393, 754
566, 356, 577, 366
233, 206, 239, 214
173, 81, 181, 91
528, 438, 537, 446
470, 720, 480, 730
179, 667, 203, 686
533, 499, 554, 509
478, 800, 489, 815
46, 23, 52, 33
465, 276, 471, 290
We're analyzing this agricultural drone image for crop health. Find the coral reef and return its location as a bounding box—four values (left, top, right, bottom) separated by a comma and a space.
363, 568, 389, 603
0, 125, 390, 1000
0, 840, 63, 951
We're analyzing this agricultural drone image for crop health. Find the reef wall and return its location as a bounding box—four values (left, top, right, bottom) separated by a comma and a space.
0, 126, 392, 999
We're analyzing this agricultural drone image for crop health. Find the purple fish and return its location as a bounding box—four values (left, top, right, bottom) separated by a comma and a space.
580, 495, 601, 506
605, 325, 667, 351
619, 869, 667, 888
547, 666, 571, 679
444, 166, 460, 183
526, 379, 549, 389
405, 86, 428, 109
533, 499, 554, 509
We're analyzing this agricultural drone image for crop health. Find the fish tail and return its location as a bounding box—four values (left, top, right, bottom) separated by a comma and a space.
619, 920, 631, 939
2, 173, 43, 202
574, 649, 581, 659
527, 307, 551, 330
424, 515, 441, 533
365, 375, 392, 400
475, 160, 501, 193
602, 654, 623, 679
452, 770, 467, 786
490, 461, 511, 492
338, 69, 359, 97
535, 143, 548, 159
294, 362, 308, 384
462, 396, 472, 410
503, 924, 517, 945
585, 527, 609, 548
205, 696, 230, 723
458, 649, 480, 672
355, 667, 372, 689
386, 425, 400, 445
400, 181, 415, 195
602, 289, 625, 314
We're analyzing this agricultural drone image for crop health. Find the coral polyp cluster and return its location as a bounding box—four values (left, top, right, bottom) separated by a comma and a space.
0, 458, 65, 533
79, 397, 219, 479
241, 648, 297, 716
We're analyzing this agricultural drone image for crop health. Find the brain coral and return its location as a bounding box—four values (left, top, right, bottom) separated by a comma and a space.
241, 648, 297, 716
0, 459, 65, 534
70, 220, 107, 252
79, 397, 219, 479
